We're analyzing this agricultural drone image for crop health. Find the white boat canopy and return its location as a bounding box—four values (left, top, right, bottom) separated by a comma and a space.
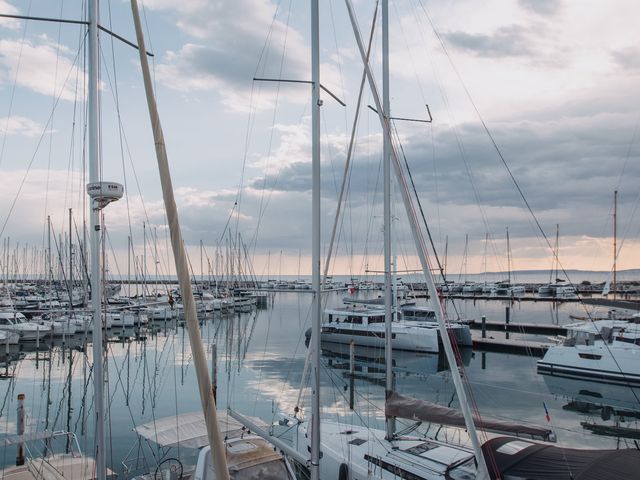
134, 411, 269, 450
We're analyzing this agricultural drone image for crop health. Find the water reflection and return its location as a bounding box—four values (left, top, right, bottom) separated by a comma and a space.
0, 292, 638, 476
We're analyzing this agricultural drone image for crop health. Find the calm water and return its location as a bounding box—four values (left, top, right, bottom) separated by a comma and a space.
0, 291, 638, 476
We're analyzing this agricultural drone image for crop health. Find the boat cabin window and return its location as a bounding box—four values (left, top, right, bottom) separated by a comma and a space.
346, 316, 363, 324
367, 315, 384, 324
364, 454, 426, 480
578, 353, 602, 360
0, 318, 10, 325
405, 310, 435, 319
615, 336, 640, 346
571, 331, 599, 346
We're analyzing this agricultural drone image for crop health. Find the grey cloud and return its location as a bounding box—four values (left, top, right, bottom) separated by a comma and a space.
443, 26, 534, 58
245, 112, 639, 250
161, 41, 305, 90
150, 0, 308, 102
518, 0, 561, 16
611, 46, 640, 71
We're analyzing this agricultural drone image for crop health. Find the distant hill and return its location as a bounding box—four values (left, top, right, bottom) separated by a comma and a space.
482, 268, 640, 276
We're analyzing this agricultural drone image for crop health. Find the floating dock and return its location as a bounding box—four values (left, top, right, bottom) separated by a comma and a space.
471, 335, 551, 357
582, 298, 640, 310
468, 320, 566, 336
443, 294, 580, 302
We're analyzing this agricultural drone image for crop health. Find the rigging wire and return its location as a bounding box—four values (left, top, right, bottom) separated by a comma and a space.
0, 36, 87, 241
417, 0, 640, 406
0, 0, 34, 170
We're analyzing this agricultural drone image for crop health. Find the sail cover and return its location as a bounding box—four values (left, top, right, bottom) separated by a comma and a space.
385, 392, 553, 440
482, 436, 640, 479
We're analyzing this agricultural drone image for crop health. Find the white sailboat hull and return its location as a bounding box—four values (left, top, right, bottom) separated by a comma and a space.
538, 344, 640, 386
320, 322, 440, 352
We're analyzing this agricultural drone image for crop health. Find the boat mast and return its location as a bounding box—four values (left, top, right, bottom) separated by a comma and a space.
554, 224, 559, 282
344, 1, 490, 476
69, 209, 73, 304
87, 0, 106, 476
506, 227, 511, 285
310, 0, 322, 477
143, 221, 146, 296
382, 0, 395, 441
129, 1, 230, 478
613, 190, 617, 300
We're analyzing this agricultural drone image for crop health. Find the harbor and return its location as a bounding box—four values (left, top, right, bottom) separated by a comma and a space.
0, 0, 639, 478
0, 283, 639, 477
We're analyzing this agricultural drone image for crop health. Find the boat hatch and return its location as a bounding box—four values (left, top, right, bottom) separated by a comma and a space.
404, 442, 436, 455
495, 440, 532, 455
340, 429, 357, 435
578, 353, 602, 360
349, 438, 367, 446
419, 444, 475, 467
227, 440, 258, 454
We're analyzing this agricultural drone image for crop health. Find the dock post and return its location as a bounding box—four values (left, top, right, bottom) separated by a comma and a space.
16, 393, 25, 466
211, 343, 217, 402
481, 352, 486, 370
5, 336, 9, 377
505, 306, 510, 340
349, 340, 355, 410
35, 326, 39, 369
481, 316, 486, 339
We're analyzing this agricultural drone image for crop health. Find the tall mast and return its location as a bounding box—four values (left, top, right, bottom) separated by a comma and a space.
506, 227, 511, 285
143, 221, 146, 296
344, 1, 490, 476
154, 226, 158, 294
382, 0, 395, 441
69, 209, 73, 303
47, 216, 51, 307
127, 235, 131, 297
555, 224, 559, 282
613, 190, 617, 300
129, 1, 230, 478
310, 0, 322, 478
87, 0, 106, 476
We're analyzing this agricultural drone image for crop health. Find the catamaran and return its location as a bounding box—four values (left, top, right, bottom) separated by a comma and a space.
538, 319, 640, 385
317, 305, 472, 352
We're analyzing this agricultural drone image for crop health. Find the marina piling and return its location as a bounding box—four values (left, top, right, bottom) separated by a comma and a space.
349, 340, 355, 410
211, 343, 217, 402
16, 394, 25, 466
505, 306, 510, 340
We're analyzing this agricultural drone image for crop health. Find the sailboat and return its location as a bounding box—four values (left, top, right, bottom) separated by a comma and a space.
238, 1, 640, 478
538, 225, 576, 298
126, 1, 295, 478
0, 0, 120, 477
538, 318, 640, 385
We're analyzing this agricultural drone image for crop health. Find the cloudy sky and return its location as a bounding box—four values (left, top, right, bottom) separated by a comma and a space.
0, 0, 638, 279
